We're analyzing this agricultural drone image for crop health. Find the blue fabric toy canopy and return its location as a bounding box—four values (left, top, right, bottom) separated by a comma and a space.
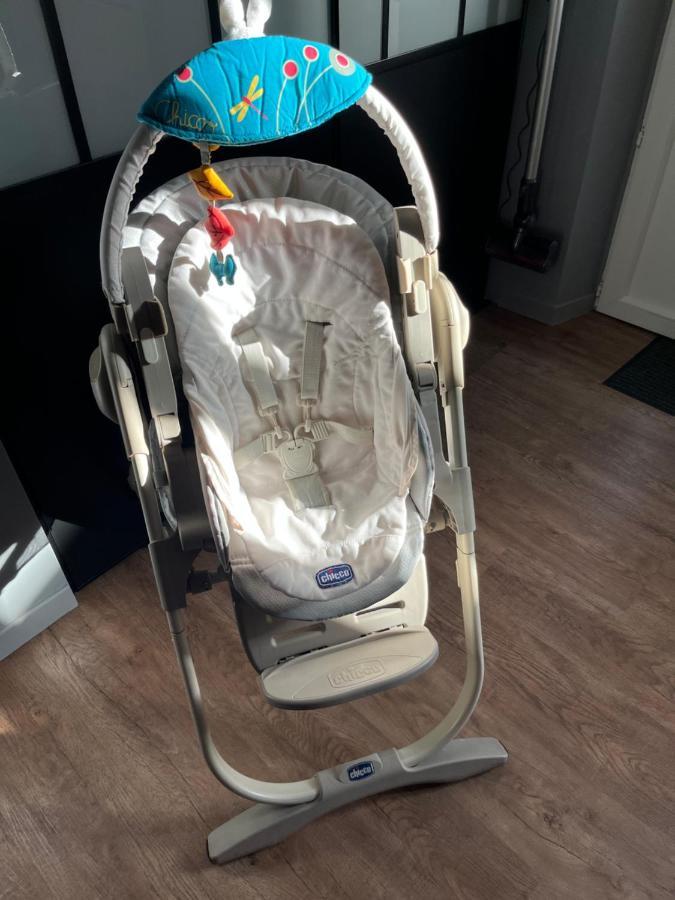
138, 35, 371, 146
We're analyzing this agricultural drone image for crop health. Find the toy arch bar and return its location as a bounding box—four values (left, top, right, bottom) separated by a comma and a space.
100, 82, 439, 307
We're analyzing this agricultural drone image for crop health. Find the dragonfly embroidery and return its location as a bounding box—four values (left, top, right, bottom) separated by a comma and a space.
230, 75, 267, 122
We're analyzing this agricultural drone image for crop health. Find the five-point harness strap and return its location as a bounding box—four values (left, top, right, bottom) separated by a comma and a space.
235, 323, 372, 510
237, 328, 282, 434
299, 320, 325, 428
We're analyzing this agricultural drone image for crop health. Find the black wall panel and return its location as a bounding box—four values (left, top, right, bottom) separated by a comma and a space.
0, 22, 520, 589
342, 23, 521, 303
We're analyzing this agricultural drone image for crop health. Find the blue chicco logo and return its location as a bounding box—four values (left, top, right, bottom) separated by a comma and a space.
315, 563, 354, 589
347, 761, 375, 782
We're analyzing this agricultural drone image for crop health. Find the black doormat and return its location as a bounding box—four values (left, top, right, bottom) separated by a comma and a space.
605, 336, 675, 416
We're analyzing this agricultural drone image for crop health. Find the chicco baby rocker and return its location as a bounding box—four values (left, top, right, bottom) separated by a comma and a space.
90, 0, 507, 864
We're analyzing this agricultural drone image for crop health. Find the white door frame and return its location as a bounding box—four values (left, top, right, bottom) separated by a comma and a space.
597, 5, 675, 337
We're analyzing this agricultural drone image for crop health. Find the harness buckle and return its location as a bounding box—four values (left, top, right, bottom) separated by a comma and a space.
277, 437, 330, 508
261, 430, 289, 454
278, 438, 318, 481
309, 420, 330, 441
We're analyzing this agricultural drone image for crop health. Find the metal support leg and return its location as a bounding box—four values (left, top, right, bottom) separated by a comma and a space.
399, 531, 486, 767
167, 609, 321, 805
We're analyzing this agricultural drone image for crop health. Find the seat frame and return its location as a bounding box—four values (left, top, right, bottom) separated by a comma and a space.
91, 195, 507, 863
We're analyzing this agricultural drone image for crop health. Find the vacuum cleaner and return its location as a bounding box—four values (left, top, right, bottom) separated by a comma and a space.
487, 0, 565, 272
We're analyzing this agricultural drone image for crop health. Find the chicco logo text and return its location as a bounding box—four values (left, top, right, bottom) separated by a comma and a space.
315, 563, 354, 589
328, 660, 386, 688
347, 761, 375, 781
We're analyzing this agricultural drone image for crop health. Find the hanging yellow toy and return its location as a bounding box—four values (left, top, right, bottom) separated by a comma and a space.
189, 164, 235, 202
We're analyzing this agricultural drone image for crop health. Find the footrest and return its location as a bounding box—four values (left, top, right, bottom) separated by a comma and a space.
260, 627, 438, 710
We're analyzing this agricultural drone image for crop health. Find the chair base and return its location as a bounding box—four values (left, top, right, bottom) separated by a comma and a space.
207, 737, 507, 864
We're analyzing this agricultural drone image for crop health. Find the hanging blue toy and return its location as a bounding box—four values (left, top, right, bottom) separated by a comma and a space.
210, 252, 237, 286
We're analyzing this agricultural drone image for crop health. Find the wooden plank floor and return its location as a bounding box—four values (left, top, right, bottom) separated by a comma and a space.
1, 308, 674, 899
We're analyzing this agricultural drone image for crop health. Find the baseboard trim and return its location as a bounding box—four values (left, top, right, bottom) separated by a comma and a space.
597, 297, 675, 339
489, 291, 596, 325
0, 583, 77, 661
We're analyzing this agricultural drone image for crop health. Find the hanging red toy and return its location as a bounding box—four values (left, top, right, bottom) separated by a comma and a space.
205, 205, 235, 251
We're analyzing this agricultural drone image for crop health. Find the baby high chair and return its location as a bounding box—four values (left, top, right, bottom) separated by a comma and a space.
90, 0, 507, 864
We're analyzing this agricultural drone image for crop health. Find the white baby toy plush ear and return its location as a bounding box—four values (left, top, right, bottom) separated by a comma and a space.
219, 0, 272, 39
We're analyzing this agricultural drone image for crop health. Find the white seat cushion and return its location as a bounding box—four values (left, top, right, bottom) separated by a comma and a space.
168, 196, 432, 619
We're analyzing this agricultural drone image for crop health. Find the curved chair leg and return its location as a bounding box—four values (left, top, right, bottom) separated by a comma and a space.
167, 609, 321, 806
399, 531, 488, 767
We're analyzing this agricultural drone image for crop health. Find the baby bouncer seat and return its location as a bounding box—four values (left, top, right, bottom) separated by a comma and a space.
90, 0, 506, 864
